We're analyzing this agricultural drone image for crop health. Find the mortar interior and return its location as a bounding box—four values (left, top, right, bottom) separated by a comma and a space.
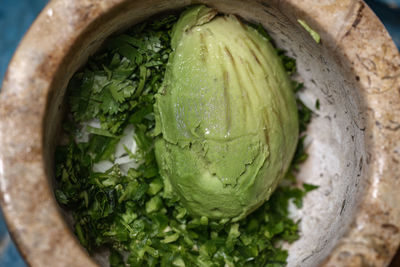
43, 1, 368, 266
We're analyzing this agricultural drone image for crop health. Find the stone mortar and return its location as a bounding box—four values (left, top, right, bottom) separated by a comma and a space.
0, 0, 399, 266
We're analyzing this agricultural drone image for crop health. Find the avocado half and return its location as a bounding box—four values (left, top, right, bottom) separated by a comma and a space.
154, 6, 299, 221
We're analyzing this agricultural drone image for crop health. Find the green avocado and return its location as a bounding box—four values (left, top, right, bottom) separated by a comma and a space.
154, 6, 299, 221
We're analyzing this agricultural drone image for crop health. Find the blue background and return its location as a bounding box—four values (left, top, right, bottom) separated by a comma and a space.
0, 0, 399, 266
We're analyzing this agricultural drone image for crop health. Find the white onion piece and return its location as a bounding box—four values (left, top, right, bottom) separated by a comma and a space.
115, 124, 137, 158
115, 155, 136, 165
87, 119, 101, 128
75, 118, 101, 143
77, 122, 139, 175
120, 161, 140, 175
93, 160, 114, 173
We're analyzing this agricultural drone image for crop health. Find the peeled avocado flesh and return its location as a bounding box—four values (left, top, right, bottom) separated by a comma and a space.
154, 6, 299, 221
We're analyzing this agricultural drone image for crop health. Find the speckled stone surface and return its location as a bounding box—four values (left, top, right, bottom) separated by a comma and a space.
0, 0, 399, 266
287, 1, 400, 266
0, 1, 47, 266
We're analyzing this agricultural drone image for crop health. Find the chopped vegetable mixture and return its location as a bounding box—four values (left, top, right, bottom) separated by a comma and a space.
55, 10, 316, 267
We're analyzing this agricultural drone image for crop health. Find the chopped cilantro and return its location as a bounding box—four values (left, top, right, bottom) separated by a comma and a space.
55, 12, 316, 267
297, 19, 321, 44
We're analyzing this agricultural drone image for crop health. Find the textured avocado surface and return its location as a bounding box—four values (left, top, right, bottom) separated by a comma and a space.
154, 6, 299, 221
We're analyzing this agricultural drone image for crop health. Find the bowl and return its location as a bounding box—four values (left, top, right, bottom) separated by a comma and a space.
0, 0, 399, 266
